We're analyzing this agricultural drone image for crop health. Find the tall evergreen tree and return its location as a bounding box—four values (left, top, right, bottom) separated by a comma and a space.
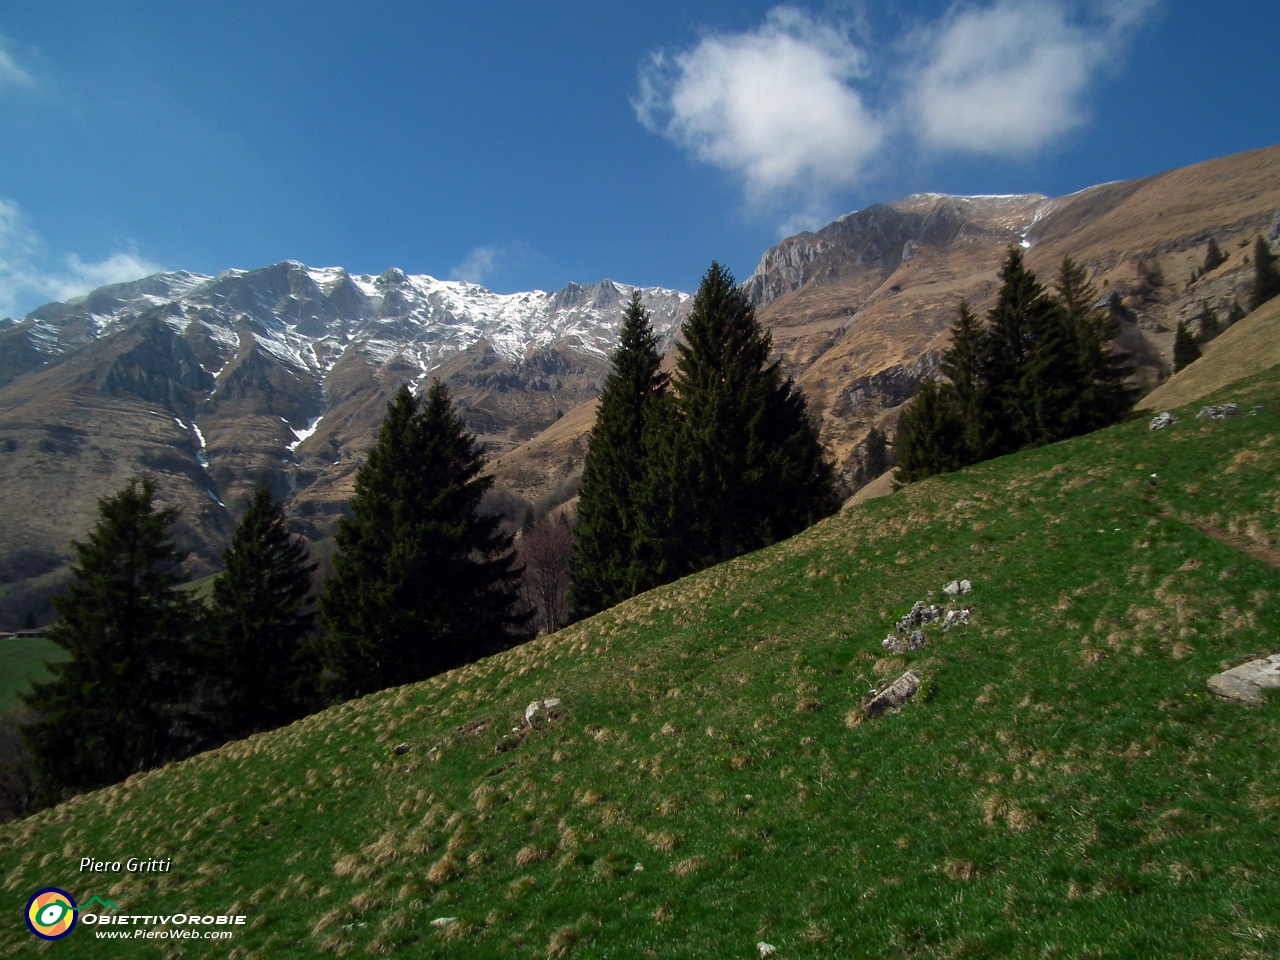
862, 427, 889, 482
1250, 235, 1280, 311
1203, 237, 1228, 273
317, 381, 531, 700
1173, 320, 1201, 372
1194, 302, 1221, 344
893, 376, 965, 484
1054, 257, 1138, 432
939, 300, 986, 462
980, 247, 1063, 455
641, 262, 837, 582
569, 291, 669, 618
207, 480, 318, 740
21, 477, 202, 798
1225, 299, 1247, 327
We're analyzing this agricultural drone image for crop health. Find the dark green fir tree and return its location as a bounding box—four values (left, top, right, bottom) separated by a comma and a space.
21, 477, 202, 798
1225, 299, 1247, 327
980, 247, 1064, 455
861, 426, 889, 482
642, 262, 837, 581
1203, 237, 1228, 273
893, 376, 965, 484
317, 382, 531, 700
1250, 236, 1280, 311
1195, 302, 1221, 344
207, 480, 318, 740
569, 290, 669, 618
1173, 320, 1202, 372
1054, 257, 1137, 433
938, 300, 986, 463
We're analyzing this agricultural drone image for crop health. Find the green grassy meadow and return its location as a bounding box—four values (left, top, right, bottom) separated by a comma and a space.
2, 368, 1279, 958
0, 637, 66, 714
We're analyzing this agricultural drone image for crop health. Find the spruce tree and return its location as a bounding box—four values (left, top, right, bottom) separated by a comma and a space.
1173, 320, 1201, 372
1054, 257, 1137, 432
207, 480, 318, 739
1195, 302, 1221, 344
939, 300, 986, 463
1203, 237, 1228, 273
1250, 236, 1280, 311
317, 382, 530, 700
894, 376, 964, 483
642, 262, 837, 581
569, 291, 669, 618
980, 248, 1063, 456
1225, 299, 1247, 327
863, 427, 889, 481
21, 477, 202, 797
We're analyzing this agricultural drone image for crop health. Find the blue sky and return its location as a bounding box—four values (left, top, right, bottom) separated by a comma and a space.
0, 1, 1276, 316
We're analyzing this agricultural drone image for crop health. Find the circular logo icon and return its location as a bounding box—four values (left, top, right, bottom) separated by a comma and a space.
25, 888, 78, 940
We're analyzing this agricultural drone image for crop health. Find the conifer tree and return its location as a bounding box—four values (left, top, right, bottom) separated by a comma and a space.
862, 427, 889, 482
939, 300, 986, 462
1054, 257, 1137, 432
1173, 320, 1201, 372
569, 291, 669, 618
1225, 299, 1247, 327
1203, 237, 1228, 273
1250, 236, 1280, 311
317, 382, 530, 700
980, 248, 1063, 455
21, 477, 202, 797
1195, 302, 1221, 344
893, 377, 965, 483
642, 262, 837, 581
207, 480, 318, 739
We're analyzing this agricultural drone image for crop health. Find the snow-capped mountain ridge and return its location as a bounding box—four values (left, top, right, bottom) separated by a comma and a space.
21, 260, 690, 383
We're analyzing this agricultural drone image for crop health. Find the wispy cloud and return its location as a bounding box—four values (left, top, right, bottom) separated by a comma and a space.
635, 2, 1160, 220
0, 199, 161, 317
448, 245, 502, 286
0, 35, 33, 90
634, 8, 883, 204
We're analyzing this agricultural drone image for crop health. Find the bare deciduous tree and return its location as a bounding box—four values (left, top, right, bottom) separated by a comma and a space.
518, 514, 573, 635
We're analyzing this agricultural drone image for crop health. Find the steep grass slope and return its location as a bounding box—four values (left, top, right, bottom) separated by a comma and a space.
1142, 295, 1280, 411
0, 637, 65, 714
2, 371, 1280, 958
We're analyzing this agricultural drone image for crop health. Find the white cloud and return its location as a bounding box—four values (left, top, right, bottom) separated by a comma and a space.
0, 199, 161, 317
0, 38, 33, 90
909, 0, 1159, 155
633, 7, 884, 202
449, 245, 501, 286
635, 2, 1160, 218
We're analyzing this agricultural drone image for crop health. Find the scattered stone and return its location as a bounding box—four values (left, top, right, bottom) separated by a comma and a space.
392, 742, 411, 756
757, 943, 778, 959
525, 698, 562, 727
1196, 403, 1239, 420
943, 608, 971, 631
896, 601, 944, 633
430, 917, 458, 928
1149, 412, 1178, 431
1249, 405, 1264, 416
882, 630, 927, 655
864, 670, 921, 718
1207, 654, 1280, 705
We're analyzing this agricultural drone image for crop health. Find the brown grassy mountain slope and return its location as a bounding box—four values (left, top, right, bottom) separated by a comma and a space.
500, 144, 1280, 499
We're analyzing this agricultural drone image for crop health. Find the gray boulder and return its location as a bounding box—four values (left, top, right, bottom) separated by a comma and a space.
1149, 412, 1178, 430
1208, 655, 1280, 704
865, 670, 921, 718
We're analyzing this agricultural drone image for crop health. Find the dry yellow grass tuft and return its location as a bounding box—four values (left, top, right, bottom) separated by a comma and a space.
647, 831, 678, 853
600, 803, 627, 826
873, 657, 905, 676
426, 855, 458, 884
515, 845, 550, 868
794, 697, 821, 713
650, 905, 673, 924
670, 856, 707, 877
944, 859, 977, 881
844, 708, 867, 728
547, 925, 580, 957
